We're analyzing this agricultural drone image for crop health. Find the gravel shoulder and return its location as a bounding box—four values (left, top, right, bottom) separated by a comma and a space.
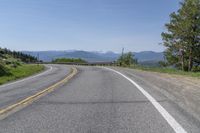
112, 67, 200, 123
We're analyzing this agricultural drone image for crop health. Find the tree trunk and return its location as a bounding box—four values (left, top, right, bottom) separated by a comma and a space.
180, 50, 185, 71
188, 48, 193, 71
181, 54, 185, 71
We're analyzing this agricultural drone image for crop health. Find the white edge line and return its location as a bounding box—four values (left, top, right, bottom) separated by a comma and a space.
0, 65, 53, 88
103, 67, 187, 133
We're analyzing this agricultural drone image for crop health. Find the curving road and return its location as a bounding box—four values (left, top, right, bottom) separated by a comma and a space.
0, 64, 70, 109
0, 65, 200, 133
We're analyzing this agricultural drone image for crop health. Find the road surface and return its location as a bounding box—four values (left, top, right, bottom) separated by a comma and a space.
0, 65, 200, 133
0, 64, 70, 109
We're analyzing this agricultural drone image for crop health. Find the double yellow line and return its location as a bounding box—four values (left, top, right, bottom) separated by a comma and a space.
0, 67, 78, 119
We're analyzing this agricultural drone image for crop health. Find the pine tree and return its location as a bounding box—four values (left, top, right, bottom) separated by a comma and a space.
162, 0, 200, 71
117, 52, 137, 66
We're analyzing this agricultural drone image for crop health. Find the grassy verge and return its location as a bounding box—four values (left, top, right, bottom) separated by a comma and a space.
0, 64, 45, 85
129, 65, 200, 78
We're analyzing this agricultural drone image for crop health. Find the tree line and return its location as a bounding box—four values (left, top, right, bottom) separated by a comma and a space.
162, 0, 200, 71
0, 48, 38, 63
52, 58, 87, 63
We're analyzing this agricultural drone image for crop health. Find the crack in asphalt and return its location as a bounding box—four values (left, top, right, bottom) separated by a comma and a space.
35, 100, 168, 105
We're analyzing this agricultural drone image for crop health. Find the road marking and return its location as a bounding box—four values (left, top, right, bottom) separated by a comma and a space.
0, 67, 77, 118
0, 65, 53, 88
103, 67, 187, 133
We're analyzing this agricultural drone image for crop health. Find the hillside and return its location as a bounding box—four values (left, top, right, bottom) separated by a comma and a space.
0, 48, 38, 64
22, 50, 164, 63
0, 48, 44, 84
0, 48, 38, 74
134, 51, 164, 62
23, 51, 119, 62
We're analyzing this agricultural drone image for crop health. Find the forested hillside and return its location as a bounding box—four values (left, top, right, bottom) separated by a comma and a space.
0, 48, 38, 63
0, 47, 41, 78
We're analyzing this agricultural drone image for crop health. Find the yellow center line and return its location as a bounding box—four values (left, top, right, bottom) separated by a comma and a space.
0, 67, 78, 117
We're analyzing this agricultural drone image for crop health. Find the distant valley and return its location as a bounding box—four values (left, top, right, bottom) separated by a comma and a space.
22, 50, 164, 65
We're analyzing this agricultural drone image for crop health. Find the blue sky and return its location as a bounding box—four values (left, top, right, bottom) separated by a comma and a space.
0, 0, 180, 53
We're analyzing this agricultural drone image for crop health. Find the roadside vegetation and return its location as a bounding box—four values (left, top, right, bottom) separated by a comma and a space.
116, 0, 200, 78
0, 47, 44, 85
116, 52, 200, 78
52, 58, 87, 63
130, 65, 200, 78
0, 64, 44, 85
0, 48, 38, 63
161, 0, 200, 72
117, 52, 137, 67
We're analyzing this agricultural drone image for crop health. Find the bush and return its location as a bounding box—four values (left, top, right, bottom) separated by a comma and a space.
192, 66, 200, 72
52, 58, 87, 63
0, 63, 9, 76
117, 52, 137, 66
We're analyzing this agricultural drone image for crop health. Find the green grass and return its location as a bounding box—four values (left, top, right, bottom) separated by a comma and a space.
129, 65, 200, 78
52, 58, 87, 63
0, 64, 45, 85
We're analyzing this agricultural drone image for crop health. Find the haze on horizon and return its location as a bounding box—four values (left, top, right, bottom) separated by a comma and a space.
0, 0, 180, 53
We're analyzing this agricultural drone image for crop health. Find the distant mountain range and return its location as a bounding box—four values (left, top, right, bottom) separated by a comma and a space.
22, 50, 164, 63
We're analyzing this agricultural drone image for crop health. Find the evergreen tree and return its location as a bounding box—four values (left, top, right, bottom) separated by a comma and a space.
117, 52, 137, 66
162, 0, 200, 71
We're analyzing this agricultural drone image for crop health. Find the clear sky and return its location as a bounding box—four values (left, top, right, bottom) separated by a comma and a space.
0, 0, 180, 53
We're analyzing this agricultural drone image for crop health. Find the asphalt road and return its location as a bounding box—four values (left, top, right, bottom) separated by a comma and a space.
0, 65, 200, 133
0, 64, 70, 109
